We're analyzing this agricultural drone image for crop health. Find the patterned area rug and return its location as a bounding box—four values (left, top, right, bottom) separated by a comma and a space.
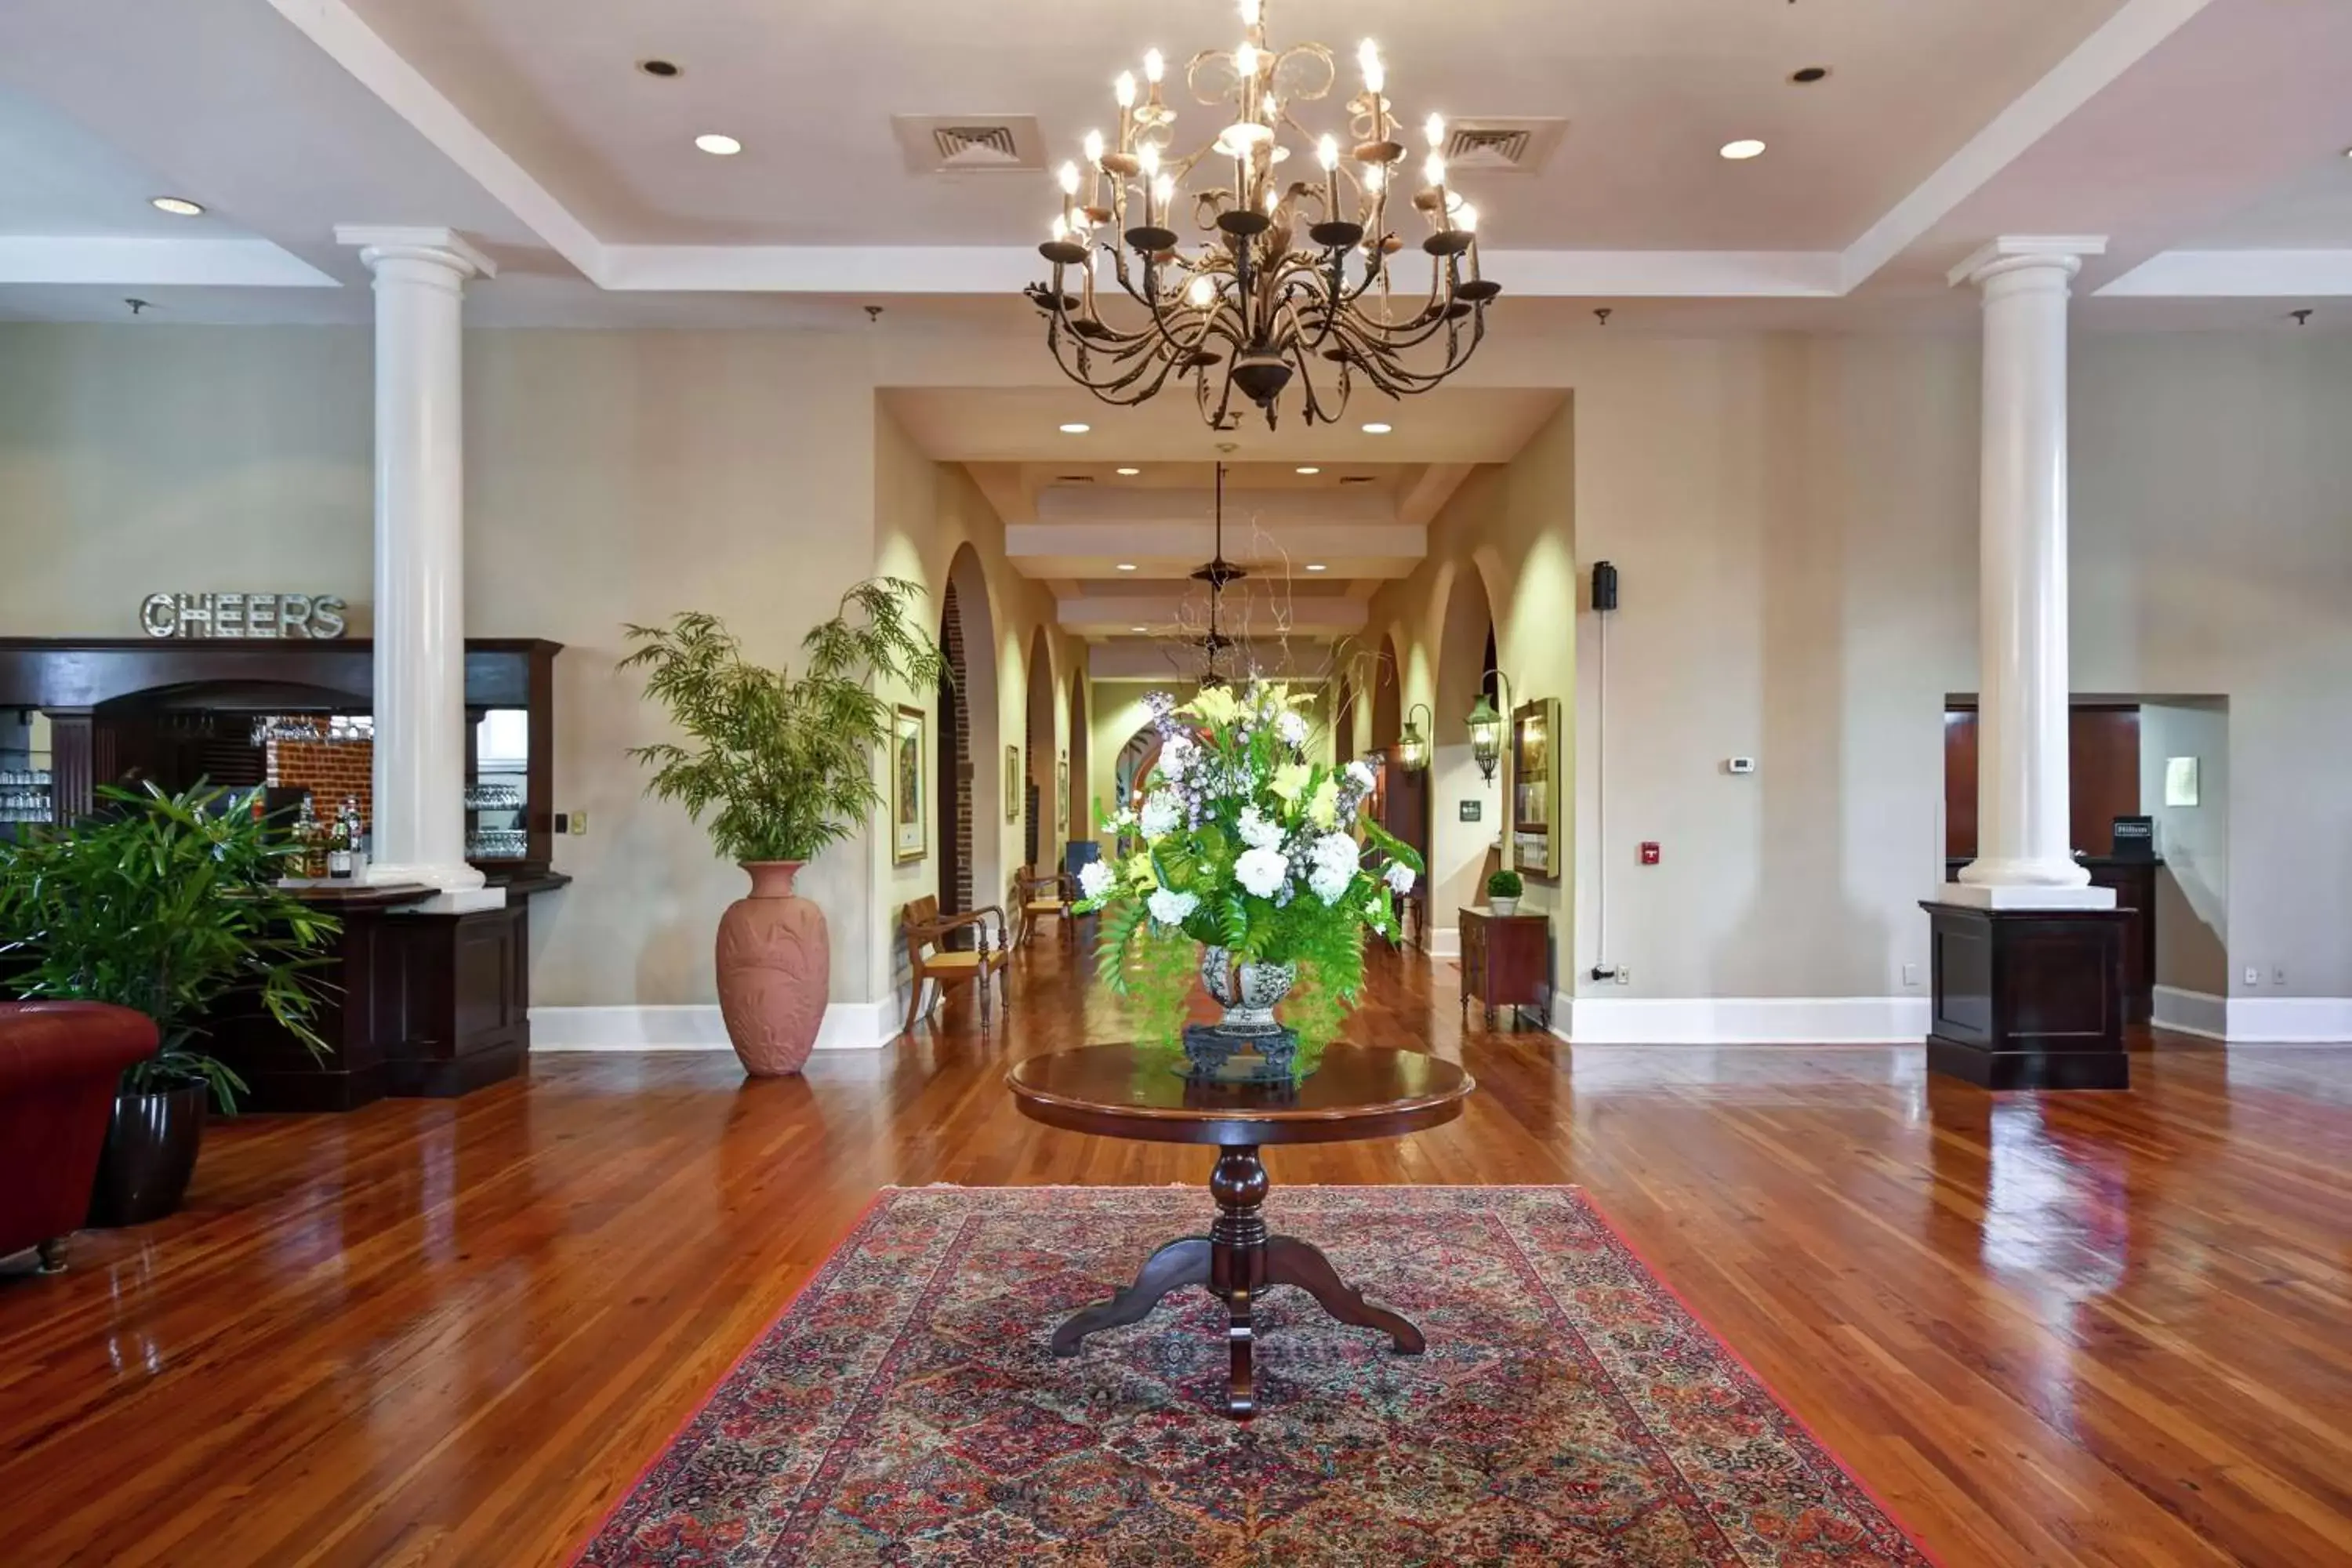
579, 1186, 1935, 1566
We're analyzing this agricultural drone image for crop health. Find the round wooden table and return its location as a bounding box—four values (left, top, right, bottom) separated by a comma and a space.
1007, 1042, 1474, 1419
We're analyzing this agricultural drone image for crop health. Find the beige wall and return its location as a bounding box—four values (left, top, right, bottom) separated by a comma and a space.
2140, 700, 2229, 996
9, 321, 2350, 1019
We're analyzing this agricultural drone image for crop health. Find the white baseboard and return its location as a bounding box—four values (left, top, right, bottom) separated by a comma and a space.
1555, 995, 1931, 1046
1427, 927, 1461, 960
529, 1000, 899, 1053
2151, 985, 2228, 1041
2223, 995, 2352, 1044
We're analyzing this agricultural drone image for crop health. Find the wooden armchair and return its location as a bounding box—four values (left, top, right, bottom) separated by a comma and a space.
900, 896, 1011, 1036
1011, 864, 1077, 949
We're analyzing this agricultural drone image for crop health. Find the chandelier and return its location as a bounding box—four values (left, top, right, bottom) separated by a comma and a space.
1026, 0, 1501, 430
1189, 463, 1247, 685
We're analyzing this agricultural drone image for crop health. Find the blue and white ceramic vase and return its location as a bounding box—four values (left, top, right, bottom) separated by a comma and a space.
1181, 946, 1304, 1083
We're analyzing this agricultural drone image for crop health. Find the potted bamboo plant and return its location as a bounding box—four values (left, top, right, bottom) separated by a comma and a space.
0, 781, 339, 1225
622, 580, 942, 1076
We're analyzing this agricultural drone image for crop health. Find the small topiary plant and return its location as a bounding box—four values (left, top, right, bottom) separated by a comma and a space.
1487, 868, 1524, 900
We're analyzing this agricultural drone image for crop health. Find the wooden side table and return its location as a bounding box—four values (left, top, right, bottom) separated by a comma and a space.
1007, 1043, 1473, 1419
1459, 906, 1552, 1029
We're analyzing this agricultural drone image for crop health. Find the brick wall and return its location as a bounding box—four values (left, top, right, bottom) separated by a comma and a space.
267, 739, 372, 827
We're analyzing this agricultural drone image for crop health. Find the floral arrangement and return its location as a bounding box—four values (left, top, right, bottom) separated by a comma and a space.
1075, 681, 1422, 1058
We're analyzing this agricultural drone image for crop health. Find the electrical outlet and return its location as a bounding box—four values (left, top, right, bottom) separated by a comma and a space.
570, 811, 589, 836
2244, 965, 2260, 987
1614, 966, 1631, 986
1902, 962, 1921, 987
2273, 965, 2287, 985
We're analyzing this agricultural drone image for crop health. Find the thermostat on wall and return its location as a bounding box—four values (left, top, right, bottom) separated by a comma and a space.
1726, 757, 1758, 775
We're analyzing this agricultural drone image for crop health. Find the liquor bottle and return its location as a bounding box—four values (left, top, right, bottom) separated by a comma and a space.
328, 798, 354, 880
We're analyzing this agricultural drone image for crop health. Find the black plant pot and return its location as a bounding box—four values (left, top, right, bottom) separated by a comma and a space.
86, 1082, 208, 1228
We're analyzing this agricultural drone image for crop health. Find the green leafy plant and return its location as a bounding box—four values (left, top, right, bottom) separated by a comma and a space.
622, 579, 945, 863
0, 781, 340, 1111
1076, 682, 1424, 1057
1487, 868, 1523, 899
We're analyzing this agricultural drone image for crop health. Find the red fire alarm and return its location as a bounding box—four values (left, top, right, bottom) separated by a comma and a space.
1639, 841, 1661, 866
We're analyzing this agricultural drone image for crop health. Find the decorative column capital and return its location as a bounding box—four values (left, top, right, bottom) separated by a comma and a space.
334, 225, 496, 285
1947, 235, 2106, 293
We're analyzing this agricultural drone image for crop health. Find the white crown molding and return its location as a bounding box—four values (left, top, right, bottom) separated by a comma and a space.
2095, 249, 2352, 296
263, 0, 607, 281
528, 1001, 899, 1052
0, 236, 338, 288
1839, 0, 2214, 290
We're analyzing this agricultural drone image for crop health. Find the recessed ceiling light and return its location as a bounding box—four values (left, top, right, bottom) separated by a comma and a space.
149, 197, 204, 217
1116, 562, 1138, 572
1789, 66, 1829, 85
1296, 465, 1321, 474
1305, 563, 1328, 572
695, 133, 743, 156
1719, 139, 1767, 161
1131, 625, 1149, 633
1116, 466, 1141, 476
1361, 422, 1392, 434
1059, 422, 1091, 434
638, 58, 681, 78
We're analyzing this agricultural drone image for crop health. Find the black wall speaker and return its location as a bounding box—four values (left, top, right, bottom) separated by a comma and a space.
1592, 560, 1619, 612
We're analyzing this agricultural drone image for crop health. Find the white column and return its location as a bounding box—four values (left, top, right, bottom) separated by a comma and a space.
336, 225, 502, 911
1946, 236, 2112, 909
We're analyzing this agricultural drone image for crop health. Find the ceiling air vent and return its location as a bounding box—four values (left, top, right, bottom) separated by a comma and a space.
1339, 474, 1379, 486
1440, 118, 1568, 174
1054, 474, 1096, 485
891, 114, 1047, 174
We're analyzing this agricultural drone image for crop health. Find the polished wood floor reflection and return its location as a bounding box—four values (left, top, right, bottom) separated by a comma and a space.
2, 942, 2347, 1567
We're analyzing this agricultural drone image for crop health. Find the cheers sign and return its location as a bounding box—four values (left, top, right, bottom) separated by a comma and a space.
140, 592, 350, 641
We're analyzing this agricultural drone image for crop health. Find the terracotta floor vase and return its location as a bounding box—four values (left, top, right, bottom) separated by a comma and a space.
714, 861, 829, 1075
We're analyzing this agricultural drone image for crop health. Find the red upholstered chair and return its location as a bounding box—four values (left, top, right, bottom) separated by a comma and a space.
0, 1002, 160, 1274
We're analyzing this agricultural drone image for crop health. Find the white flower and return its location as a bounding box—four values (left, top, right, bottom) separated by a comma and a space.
1078, 860, 1115, 901
1147, 887, 1200, 926
1160, 733, 1194, 780
1236, 846, 1289, 898
1139, 790, 1181, 840
1276, 710, 1309, 748
1383, 861, 1417, 895
1346, 758, 1375, 791
1308, 832, 1360, 905
1237, 805, 1284, 852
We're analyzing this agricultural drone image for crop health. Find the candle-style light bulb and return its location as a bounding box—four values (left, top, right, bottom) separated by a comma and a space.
1115, 71, 1138, 108
1318, 134, 1340, 171
1364, 162, 1385, 192
1456, 203, 1479, 234
1154, 172, 1176, 207
1235, 42, 1258, 79
1083, 129, 1105, 165
1188, 274, 1216, 307
1424, 152, 1447, 188
1138, 141, 1161, 176
1425, 113, 1446, 148
1357, 40, 1385, 94
1238, 0, 1262, 27
1058, 161, 1081, 196
1144, 48, 1165, 85
1051, 214, 1069, 241
1265, 184, 1280, 212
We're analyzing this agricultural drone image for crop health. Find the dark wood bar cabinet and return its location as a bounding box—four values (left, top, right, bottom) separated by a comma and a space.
1922, 902, 2133, 1090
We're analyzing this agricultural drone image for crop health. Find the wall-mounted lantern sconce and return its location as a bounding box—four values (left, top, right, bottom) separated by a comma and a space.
1396, 702, 1432, 773
1465, 670, 1515, 783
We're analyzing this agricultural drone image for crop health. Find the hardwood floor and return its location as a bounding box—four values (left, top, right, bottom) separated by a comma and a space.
2, 941, 2347, 1567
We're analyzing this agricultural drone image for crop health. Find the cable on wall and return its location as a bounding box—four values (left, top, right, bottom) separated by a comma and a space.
1589, 561, 1619, 982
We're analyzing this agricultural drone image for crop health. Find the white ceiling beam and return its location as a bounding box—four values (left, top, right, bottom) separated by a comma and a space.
0, 236, 337, 288
261, 0, 607, 281
1058, 592, 1367, 635
1033, 485, 1394, 525
1838, 0, 2215, 291
2095, 249, 2352, 297
1089, 641, 1336, 682
1397, 464, 1475, 529
1007, 521, 1425, 570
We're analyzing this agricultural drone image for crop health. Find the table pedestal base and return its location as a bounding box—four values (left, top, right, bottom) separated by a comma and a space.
1050, 1144, 1425, 1419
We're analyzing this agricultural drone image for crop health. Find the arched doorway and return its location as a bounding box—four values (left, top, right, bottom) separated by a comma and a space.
1433, 564, 1500, 932
935, 546, 1000, 938
1065, 672, 1091, 855
1368, 633, 1426, 943
1023, 627, 1053, 870
1370, 638, 1401, 753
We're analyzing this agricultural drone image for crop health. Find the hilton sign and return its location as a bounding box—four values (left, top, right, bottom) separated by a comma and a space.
139, 592, 350, 641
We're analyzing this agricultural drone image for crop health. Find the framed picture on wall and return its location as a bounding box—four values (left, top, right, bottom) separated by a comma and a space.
891, 705, 927, 864
1005, 745, 1022, 822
